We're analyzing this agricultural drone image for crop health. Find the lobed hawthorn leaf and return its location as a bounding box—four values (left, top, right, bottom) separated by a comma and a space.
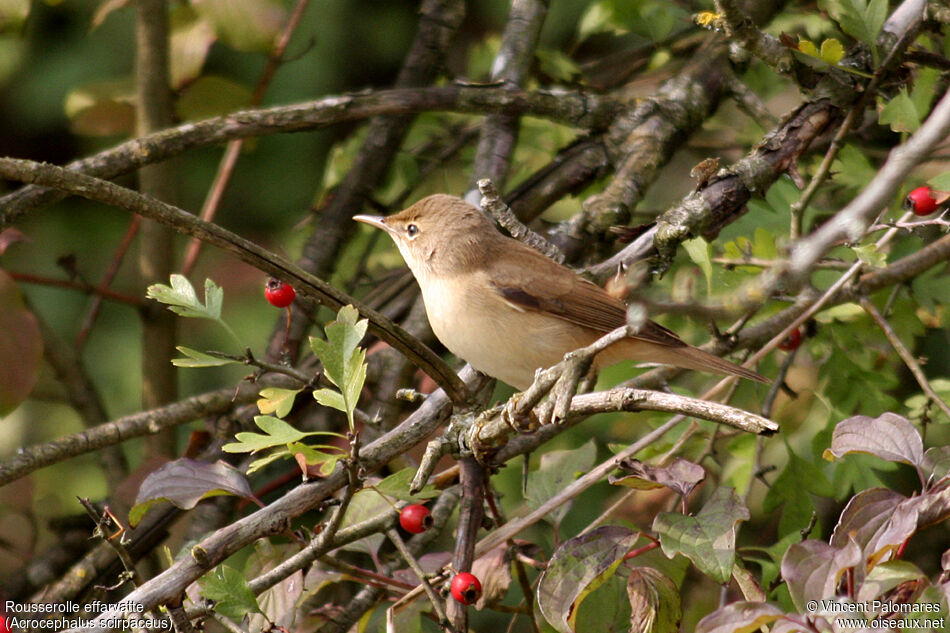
819, 0, 886, 47
309, 305, 369, 430
172, 346, 237, 368
223, 415, 309, 453
130, 458, 253, 526
146, 274, 222, 320
313, 388, 346, 414
878, 88, 920, 133
653, 487, 749, 585
222, 415, 346, 455
819, 38, 844, 64
538, 525, 640, 633
610, 456, 705, 498
256, 387, 301, 418
373, 467, 438, 501
198, 564, 262, 620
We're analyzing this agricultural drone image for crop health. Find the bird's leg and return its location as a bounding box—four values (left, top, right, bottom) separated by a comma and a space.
503, 325, 634, 427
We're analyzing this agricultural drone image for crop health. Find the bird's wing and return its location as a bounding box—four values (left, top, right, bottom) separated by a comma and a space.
487, 245, 688, 349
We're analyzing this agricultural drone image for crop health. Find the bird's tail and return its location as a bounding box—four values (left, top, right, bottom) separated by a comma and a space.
657, 345, 769, 383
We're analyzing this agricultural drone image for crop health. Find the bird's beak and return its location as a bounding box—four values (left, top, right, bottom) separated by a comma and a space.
353, 214, 391, 233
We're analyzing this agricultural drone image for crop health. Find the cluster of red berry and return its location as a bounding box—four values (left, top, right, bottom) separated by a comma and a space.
398, 505, 483, 605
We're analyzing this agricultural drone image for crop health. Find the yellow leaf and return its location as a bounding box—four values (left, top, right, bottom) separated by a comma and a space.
797, 38, 819, 57
820, 38, 844, 64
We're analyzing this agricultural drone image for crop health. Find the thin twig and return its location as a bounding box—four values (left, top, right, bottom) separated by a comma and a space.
859, 296, 950, 421
386, 529, 450, 627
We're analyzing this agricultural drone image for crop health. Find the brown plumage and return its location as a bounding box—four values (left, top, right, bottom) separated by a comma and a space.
355, 194, 767, 390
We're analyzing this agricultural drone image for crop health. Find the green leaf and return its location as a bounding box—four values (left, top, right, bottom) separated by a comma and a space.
578, 1, 623, 40
526, 439, 597, 526
538, 526, 640, 633
909, 66, 939, 118
147, 274, 208, 318
927, 171, 950, 190
819, 0, 886, 47
256, 387, 301, 418
313, 387, 347, 413
310, 305, 369, 430
191, 0, 286, 53
222, 415, 308, 453
536, 48, 581, 82
373, 467, 439, 501
683, 237, 712, 291
293, 443, 344, 477
653, 487, 749, 584
172, 346, 237, 368
198, 565, 262, 620
878, 89, 920, 133
146, 275, 241, 348
831, 144, 877, 193
852, 243, 886, 268
911, 267, 950, 314
763, 448, 833, 538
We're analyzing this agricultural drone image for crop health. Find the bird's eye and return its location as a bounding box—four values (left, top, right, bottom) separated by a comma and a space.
406, 224, 419, 237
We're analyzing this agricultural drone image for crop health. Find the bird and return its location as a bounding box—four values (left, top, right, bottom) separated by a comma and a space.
354, 194, 767, 390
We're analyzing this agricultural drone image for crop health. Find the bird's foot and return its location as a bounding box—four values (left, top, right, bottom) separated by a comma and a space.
409, 407, 488, 493
505, 348, 596, 427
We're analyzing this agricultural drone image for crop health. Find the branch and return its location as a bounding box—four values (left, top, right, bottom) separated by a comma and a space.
467, 0, 549, 193
136, 0, 179, 458
783, 87, 950, 287
0, 157, 471, 405
0, 85, 619, 228
281, 0, 466, 363
60, 367, 482, 632
859, 296, 950, 422
588, 99, 838, 277
0, 384, 259, 486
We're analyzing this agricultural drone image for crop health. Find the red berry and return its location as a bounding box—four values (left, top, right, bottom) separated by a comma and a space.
778, 328, 802, 351
264, 278, 296, 308
906, 186, 938, 216
0, 615, 9, 633
450, 572, 482, 605
399, 504, 432, 534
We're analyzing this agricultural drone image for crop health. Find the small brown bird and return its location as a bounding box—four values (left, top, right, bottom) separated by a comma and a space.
355, 195, 767, 390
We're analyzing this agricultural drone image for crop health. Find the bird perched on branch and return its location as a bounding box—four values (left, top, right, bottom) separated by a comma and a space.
355, 194, 767, 390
